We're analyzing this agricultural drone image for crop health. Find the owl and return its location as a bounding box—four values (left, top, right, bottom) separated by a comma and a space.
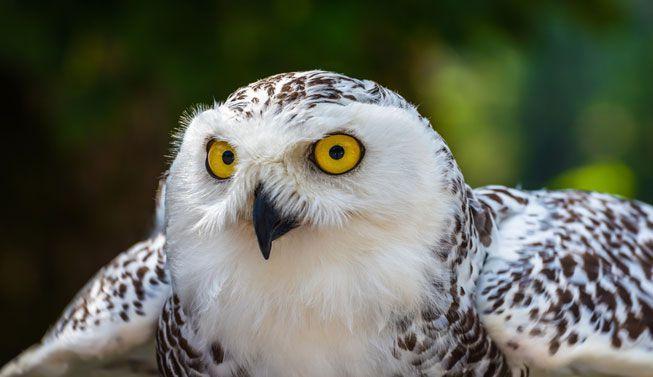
2, 71, 652, 377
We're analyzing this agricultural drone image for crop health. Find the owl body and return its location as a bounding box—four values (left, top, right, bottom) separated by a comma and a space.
2, 71, 653, 377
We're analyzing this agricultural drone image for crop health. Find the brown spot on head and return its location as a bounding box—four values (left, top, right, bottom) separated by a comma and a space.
560, 255, 577, 278
211, 342, 224, 365
582, 252, 600, 281
403, 332, 417, 351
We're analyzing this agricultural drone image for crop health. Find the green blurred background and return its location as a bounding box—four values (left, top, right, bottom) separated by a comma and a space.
1, 0, 652, 364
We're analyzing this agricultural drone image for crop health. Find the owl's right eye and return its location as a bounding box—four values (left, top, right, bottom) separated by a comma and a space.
206, 140, 237, 180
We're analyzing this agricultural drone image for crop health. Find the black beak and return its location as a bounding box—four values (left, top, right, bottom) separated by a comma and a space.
252, 188, 298, 260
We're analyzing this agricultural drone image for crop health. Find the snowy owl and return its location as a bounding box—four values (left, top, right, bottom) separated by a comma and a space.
2, 71, 652, 377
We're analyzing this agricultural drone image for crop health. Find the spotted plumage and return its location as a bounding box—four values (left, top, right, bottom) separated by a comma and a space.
476, 187, 653, 376
220, 71, 420, 123
2, 71, 652, 377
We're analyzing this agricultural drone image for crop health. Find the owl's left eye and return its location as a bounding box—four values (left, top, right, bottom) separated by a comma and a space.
206, 140, 237, 180
312, 134, 364, 175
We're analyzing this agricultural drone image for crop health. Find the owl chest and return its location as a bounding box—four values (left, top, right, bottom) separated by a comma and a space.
206, 286, 402, 377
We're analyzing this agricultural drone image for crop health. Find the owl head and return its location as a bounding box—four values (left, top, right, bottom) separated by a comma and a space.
164, 71, 464, 314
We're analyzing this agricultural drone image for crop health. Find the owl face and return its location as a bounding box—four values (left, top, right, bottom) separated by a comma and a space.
165, 71, 457, 273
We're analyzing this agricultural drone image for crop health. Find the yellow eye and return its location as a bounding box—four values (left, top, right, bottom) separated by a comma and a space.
313, 134, 364, 175
206, 140, 237, 179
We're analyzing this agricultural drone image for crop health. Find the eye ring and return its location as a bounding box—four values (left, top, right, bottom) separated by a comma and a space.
311, 133, 365, 175
206, 139, 238, 180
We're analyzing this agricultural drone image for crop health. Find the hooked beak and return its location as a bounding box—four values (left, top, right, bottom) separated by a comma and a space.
252, 188, 298, 260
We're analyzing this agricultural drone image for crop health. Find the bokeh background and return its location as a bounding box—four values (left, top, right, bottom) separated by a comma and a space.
1, 0, 652, 365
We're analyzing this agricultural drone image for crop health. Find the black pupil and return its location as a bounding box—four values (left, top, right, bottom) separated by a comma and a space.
222, 150, 235, 165
329, 145, 345, 160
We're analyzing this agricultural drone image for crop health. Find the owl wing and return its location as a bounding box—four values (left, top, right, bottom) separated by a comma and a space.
475, 186, 653, 377
0, 181, 171, 377
155, 295, 245, 377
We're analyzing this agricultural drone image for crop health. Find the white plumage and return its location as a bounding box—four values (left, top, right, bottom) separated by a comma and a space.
2, 71, 652, 377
